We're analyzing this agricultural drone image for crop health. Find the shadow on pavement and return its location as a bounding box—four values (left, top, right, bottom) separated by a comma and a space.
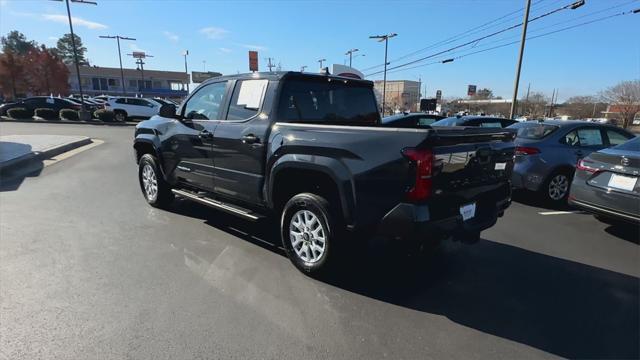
511, 189, 572, 211
604, 224, 640, 244
168, 200, 639, 360
0, 142, 43, 192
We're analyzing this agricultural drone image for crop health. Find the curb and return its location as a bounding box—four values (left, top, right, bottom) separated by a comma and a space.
0, 137, 93, 174
0, 117, 137, 127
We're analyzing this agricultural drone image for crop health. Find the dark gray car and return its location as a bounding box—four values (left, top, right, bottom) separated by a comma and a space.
509, 120, 635, 203
569, 137, 640, 224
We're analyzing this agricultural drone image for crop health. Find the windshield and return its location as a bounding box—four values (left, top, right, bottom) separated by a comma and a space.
509, 122, 559, 139
277, 78, 380, 125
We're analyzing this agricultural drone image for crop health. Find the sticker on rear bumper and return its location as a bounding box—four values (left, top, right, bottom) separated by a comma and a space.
460, 203, 476, 221
495, 162, 506, 170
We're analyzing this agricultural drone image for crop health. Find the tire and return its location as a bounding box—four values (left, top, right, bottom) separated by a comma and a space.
138, 153, 174, 208
543, 170, 572, 204
280, 193, 342, 276
114, 110, 127, 122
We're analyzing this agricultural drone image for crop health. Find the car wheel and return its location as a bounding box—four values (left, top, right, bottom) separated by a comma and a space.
114, 110, 127, 122
138, 153, 173, 208
544, 170, 572, 204
281, 193, 341, 276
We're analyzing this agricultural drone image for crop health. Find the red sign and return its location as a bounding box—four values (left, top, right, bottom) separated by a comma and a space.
249, 51, 258, 72
132, 51, 146, 59
467, 85, 477, 96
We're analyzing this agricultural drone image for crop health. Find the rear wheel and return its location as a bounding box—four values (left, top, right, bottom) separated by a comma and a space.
544, 170, 572, 204
281, 193, 342, 276
114, 110, 127, 122
138, 153, 173, 208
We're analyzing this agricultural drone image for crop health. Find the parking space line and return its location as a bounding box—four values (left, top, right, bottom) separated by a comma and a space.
538, 210, 584, 215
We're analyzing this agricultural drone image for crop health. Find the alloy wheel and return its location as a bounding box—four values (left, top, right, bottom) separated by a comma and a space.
141, 164, 158, 201
289, 210, 326, 263
548, 174, 569, 201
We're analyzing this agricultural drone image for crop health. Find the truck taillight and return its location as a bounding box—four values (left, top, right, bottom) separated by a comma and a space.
402, 147, 433, 202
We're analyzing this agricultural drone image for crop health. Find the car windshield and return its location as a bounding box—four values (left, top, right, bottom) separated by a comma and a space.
612, 136, 640, 151
509, 122, 559, 139
431, 117, 462, 126
277, 78, 380, 125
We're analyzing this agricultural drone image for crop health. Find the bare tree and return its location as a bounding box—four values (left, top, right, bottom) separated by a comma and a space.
601, 80, 640, 128
560, 95, 607, 119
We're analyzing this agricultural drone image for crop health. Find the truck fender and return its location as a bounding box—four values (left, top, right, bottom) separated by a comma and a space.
267, 154, 356, 226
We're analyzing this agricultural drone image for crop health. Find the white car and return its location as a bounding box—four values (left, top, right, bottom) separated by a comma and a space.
104, 97, 161, 121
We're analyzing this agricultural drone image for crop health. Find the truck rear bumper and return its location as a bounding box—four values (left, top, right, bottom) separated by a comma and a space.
378, 194, 511, 242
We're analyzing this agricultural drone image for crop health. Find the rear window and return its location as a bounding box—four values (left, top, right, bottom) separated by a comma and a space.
277, 78, 379, 125
510, 122, 559, 139
612, 136, 639, 151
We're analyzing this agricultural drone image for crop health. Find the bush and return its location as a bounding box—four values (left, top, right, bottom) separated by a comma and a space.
94, 109, 115, 122
59, 109, 79, 121
6, 107, 33, 119
34, 108, 58, 120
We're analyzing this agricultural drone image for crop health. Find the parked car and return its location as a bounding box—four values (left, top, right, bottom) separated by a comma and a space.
63, 97, 100, 112
431, 115, 517, 128
569, 137, 639, 224
133, 71, 516, 275
104, 97, 161, 121
509, 120, 635, 203
381, 112, 444, 128
0, 96, 80, 116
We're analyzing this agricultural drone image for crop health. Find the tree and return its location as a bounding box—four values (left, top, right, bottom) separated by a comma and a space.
1, 30, 36, 55
23, 45, 69, 95
0, 50, 26, 99
522, 92, 549, 118
54, 33, 88, 65
601, 80, 640, 128
559, 96, 607, 120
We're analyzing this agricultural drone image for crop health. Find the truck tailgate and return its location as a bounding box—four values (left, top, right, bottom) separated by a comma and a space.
426, 127, 516, 221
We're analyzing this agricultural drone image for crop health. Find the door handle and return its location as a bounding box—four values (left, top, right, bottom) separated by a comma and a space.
198, 130, 213, 139
242, 134, 260, 144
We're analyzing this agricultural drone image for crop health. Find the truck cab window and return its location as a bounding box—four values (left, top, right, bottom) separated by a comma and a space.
183, 81, 228, 120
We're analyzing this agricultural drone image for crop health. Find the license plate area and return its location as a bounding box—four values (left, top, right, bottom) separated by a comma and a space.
608, 173, 638, 191
460, 202, 477, 221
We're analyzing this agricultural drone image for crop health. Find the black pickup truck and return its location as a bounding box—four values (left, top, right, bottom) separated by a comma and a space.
133, 72, 515, 274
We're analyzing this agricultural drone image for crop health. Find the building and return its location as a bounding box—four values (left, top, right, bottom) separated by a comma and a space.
602, 103, 640, 124
373, 80, 420, 114
67, 65, 189, 99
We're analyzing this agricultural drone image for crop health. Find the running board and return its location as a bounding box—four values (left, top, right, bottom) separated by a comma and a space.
172, 189, 262, 221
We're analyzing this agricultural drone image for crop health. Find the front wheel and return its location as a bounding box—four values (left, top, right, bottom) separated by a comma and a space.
138, 153, 173, 208
281, 193, 341, 276
114, 110, 127, 122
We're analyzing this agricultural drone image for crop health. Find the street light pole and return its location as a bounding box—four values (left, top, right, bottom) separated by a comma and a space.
183, 50, 189, 93
345, 48, 358, 68
318, 58, 326, 70
370, 33, 397, 116
300, 65, 307, 72
99, 35, 135, 95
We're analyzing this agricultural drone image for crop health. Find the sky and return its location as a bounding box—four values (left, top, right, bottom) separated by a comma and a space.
0, 0, 639, 101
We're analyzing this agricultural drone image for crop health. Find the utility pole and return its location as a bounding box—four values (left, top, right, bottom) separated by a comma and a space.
509, 0, 531, 119
99, 35, 135, 95
183, 50, 189, 93
345, 48, 358, 68
202, 60, 206, 72
592, 102, 597, 118
317, 58, 326, 70
266, 57, 275, 72
300, 65, 307, 72
128, 52, 153, 95
524, 82, 530, 116
54, 0, 97, 113
370, 33, 397, 116
549, 88, 556, 117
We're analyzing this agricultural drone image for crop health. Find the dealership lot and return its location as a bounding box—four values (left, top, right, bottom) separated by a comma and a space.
0, 122, 638, 359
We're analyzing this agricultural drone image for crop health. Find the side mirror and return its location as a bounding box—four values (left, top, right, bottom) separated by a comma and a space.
158, 103, 177, 118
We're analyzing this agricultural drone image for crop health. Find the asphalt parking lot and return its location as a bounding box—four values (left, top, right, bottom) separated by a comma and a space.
1, 122, 638, 360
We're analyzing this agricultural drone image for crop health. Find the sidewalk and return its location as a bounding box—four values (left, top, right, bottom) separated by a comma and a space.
0, 135, 92, 173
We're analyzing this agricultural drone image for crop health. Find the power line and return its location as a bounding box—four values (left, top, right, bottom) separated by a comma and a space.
361, 0, 556, 72
365, 0, 586, 77
378, 6, 638, 77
